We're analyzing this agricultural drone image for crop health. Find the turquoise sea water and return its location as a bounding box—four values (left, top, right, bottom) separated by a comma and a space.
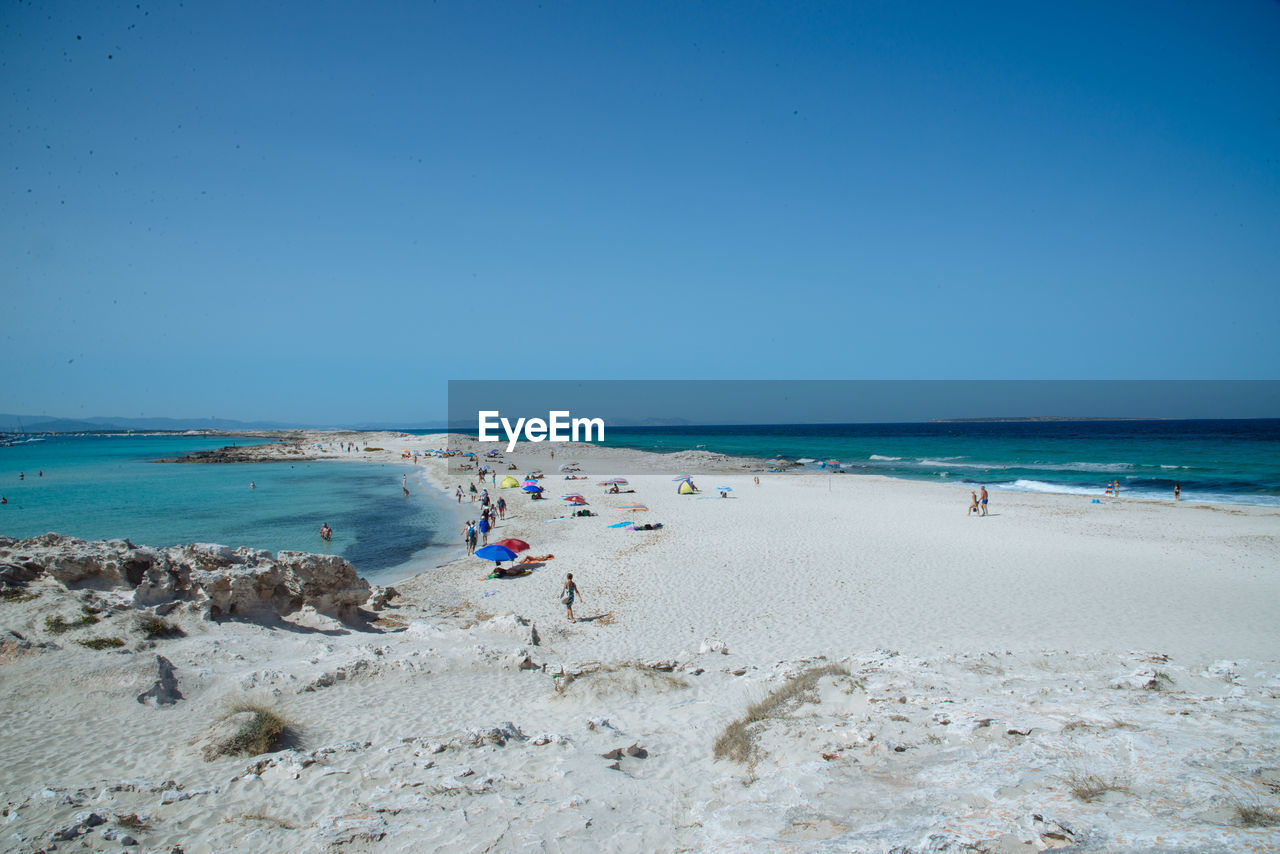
591, 420, 1280, 506
443, 419, 1280, 507
0, 435, 462, 581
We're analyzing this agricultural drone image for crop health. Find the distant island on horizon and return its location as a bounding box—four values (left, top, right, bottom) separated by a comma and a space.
929, 416, 1176, 423
5, 414, 1278, 436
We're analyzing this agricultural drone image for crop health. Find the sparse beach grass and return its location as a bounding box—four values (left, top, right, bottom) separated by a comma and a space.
136, 614, 183, 639
1062, 770, 1130, 802
715, 663, 853, 765
45, 607, 100, 634
1234, 803, 1280, 827
77, 637, 126, 650
554, 662, 687, 697
211, 702, 293, 757
239, 811, 301, 830
0, 588, 39, 603
1060, 718, 1137, 733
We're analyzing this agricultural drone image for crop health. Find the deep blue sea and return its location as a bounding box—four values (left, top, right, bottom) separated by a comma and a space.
531, 419, 1280, 507
0, 435, 462, 581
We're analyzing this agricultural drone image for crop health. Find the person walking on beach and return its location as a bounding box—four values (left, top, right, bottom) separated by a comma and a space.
1174, 483, 1181, 501
561, 572, 582, 622
497, 496, 506, 520
968, 490, 980, 516
979, 486, 989, 516
479, 515, 490, 546
456, 486, 463, 503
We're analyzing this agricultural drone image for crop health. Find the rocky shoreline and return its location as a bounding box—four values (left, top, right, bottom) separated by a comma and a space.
0, 533, 381, 624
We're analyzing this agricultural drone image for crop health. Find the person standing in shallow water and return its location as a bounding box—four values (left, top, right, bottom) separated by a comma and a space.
562, 573, 582, 622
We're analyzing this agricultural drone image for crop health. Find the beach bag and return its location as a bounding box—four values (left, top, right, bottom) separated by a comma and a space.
560, 590, 572, 605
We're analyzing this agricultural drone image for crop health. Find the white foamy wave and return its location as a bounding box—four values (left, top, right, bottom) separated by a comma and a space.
1178, 491, 1280, 507
1000, 479, 1105, 496
796, 458, 816, 464
868, 454, 902, 461
995, 480, 1280, 507
918, 459, 990, 470
1066, 461, 1135, 473
1160, 465, 1190, 470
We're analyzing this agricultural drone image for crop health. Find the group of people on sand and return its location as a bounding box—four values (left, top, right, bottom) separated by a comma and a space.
462, 516, 489, 553
967, 486, 989, 516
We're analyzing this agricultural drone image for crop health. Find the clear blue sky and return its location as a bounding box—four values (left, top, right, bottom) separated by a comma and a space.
3, 1, 1278, 424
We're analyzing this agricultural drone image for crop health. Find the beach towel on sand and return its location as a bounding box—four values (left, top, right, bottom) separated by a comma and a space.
607, 521, 632, 528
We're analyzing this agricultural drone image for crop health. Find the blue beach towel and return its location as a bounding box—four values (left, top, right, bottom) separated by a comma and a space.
607, 521, 632, 528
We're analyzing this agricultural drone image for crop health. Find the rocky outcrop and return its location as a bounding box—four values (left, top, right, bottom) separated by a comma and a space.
0, 534, 371, 623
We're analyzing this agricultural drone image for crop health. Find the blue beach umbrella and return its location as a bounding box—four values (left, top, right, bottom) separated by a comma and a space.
521, 484, 543, 493
716, 486, 733, 492
475, 544, 517, 565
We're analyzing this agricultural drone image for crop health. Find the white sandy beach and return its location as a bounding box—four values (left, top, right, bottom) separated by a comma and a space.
1, 431, 1278, 852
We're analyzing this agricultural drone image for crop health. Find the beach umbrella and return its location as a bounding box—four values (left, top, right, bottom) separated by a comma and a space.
563, 496, 588, 505
495, 538, 530, 553
604, 478, 629, 485
475, 544, 517, 564
619, 503, 648, 511
521, 479, 538, 487
671, 475, 692, 482
563, 492, 585, 500
716, 486, 733, 492
521, 484, 543, 493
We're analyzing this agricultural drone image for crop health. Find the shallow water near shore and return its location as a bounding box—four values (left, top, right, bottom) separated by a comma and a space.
0, 434, 461, 581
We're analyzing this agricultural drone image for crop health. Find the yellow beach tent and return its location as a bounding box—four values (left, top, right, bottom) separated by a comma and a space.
678, 480, 695, 495
500, 476, 520, 488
